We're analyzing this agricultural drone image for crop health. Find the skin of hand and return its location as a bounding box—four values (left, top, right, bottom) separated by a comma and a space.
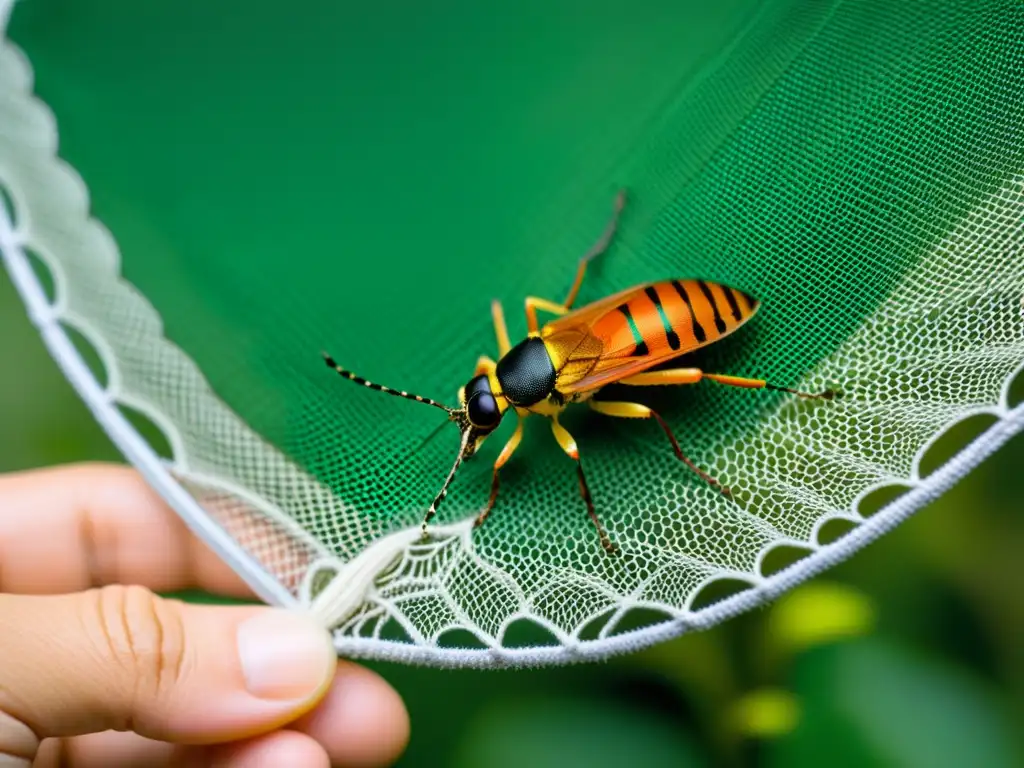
0, 463, 410, 767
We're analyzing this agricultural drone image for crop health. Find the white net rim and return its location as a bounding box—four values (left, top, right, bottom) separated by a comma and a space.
2, 13, 1022, 668
4, 231, 1022, 667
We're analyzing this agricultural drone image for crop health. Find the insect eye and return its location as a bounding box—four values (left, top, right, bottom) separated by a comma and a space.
467, 392, 501, 429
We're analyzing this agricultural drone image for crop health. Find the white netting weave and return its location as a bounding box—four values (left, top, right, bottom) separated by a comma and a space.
1, 9, 1022, 668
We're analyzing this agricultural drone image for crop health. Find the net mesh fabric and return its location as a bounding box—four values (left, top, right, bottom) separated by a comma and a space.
1, 0, 1022, 665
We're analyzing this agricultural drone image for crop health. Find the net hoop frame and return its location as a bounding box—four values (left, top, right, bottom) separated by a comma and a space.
2, 16, 1022, 668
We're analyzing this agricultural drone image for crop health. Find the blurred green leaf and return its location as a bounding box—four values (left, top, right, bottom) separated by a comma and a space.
161, 589, 255, 606
453, 693, 708, 768
0, 274, 121, 472
768, 582, 877, 658
769, 637, 1022, 768
730, 688, 801, 739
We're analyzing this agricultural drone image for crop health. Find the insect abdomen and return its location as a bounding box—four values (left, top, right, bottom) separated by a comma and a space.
594, 279, 759, 357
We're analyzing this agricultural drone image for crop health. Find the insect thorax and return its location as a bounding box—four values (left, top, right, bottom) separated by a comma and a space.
496, 337, 557, 407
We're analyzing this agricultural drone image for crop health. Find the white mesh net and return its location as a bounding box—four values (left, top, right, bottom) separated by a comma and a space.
1, 10, 1023, 668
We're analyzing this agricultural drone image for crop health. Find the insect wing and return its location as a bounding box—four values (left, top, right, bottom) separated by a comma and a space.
543, 279, 760, 394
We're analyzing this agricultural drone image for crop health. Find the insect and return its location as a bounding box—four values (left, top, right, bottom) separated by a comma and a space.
323, 190, 834, 553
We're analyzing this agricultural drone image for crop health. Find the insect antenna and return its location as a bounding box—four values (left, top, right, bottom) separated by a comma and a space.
324, 350, 473, 536
322, 352, 454, 414
421, 429, 472, 534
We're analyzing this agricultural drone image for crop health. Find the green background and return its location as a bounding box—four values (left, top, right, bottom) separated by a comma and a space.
9, 0, 1020, 533
3, 272, 1023, 765
5, 0, 1024, 764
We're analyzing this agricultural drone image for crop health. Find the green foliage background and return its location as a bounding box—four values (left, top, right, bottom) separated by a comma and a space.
3, 258, 1023, 767
3, 0, 1024, 763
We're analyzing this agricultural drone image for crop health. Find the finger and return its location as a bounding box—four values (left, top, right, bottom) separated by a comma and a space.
0, 588, 336, 761
34, 732, 183, 767
26, 666, 410, 768
295, 662, 410, 768
0, 463, 250, 596
31, 729, 330, 768
209, 730, 329, 768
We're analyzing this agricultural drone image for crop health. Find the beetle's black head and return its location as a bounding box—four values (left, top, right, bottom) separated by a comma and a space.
321, 350, 508, 530
458, 373, 506, 443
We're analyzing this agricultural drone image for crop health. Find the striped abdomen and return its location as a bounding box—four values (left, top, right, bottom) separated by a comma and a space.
590, 279, 759, 359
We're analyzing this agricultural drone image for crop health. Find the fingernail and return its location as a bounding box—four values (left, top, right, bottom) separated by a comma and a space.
237, 610, 335, 700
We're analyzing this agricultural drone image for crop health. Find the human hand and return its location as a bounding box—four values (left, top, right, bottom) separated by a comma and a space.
0, 463, 409, 767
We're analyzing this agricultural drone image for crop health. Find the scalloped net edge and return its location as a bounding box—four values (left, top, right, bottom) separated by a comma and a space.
1, 23, 1023, 668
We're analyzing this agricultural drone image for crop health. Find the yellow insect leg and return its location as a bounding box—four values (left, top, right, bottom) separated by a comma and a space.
550, 417, 617, 554
520, 190, 627, 335
491, 299, 511, 356
703, 373, 836, 400
619, 368, 704, 386
589, 400, 731, 496
474, 415, 525, 528
562, 188, 627, 309
474, 355, 497, 376
525, 296, 570, 335
621, 367, 835, 400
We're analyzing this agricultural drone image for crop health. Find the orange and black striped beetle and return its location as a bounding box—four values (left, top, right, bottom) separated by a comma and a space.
324, 191, 834, 553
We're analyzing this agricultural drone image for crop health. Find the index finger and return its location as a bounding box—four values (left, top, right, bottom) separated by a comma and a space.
0, 463, 253, 597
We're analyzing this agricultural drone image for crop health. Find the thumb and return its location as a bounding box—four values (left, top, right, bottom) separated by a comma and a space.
0, 586, 336, 750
